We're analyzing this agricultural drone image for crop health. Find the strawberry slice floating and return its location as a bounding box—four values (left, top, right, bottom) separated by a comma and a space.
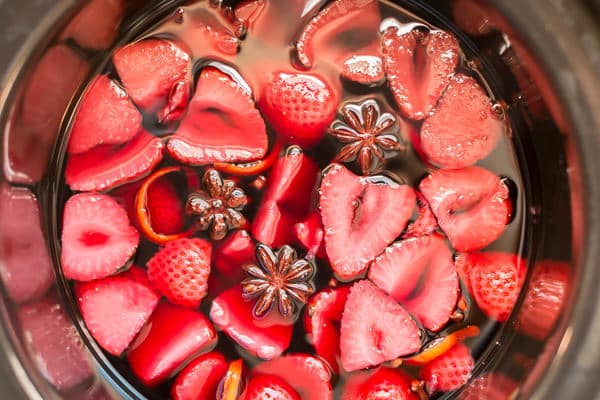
75, 267, 159, 356
127, 302, 217, 387
171, 352, 228, 400
319, 164, 416, 281
419, 166, 511, 252
213, 229, 255, 280
67, 75, 141, 155
167, 67, 268, 165
420, 74, 505, 168
368, 235, 459, 331
61, 193, 139, 281
403, 192, 439, 239
341, 54, 385, 86
252, 354, 333, 400
65, 131, 164, 192
241, 373, 301, 400
113, 38, 192, 115
381, 24, 460, 120
209, 286, 293, 360
342, 367, 418, 400
340, 280, 421, 372
293, 210, 326, 259
419, 342, 474, 394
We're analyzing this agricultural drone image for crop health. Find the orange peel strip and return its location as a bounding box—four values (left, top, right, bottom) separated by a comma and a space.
213, 141, 283, 177
404, 325, 480, 365
222, 358, 244, 400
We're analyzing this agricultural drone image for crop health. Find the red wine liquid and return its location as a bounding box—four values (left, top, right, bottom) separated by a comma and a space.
47, 1, 529, 399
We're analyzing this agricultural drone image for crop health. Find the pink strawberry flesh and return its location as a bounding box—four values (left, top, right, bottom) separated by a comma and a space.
419, 166, 511, 252
420, 74, 505, 167
113, 38, 191, 113
213, 229, 255, 281
145, 174, 185, 235
419, 342, 474, 393
127, 302, 217, 387
319, 164, 416, 281
0, 184, 53, 303
342, 367, 418, 400
340, 280, 421, 372
403, 192, 438, 238
303, 286, 350, 373
67, 75, 141, 155
242, 373, 301, 400
381, 25, 460, 120
341, 54, 385, 85
252, 147, 319, 247
18, 295, 93, 390
235, 0, 266, 29
61, 193, 139, 281
209, 286, 293, 360
293, 210, 326, 259
65, 131, 164, 192
369, 235, 458, 332
167, 67, 268, 165
252, 354, 333, 400
171, 352, 228, 400
456, 251, 526, 322
75, 267, 159, 356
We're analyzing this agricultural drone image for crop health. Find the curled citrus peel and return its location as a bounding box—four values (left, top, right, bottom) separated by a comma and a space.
221, 358, 244, 400
135, 166, 193, 244
213, 141, 283, 177
404, 325, 480, 365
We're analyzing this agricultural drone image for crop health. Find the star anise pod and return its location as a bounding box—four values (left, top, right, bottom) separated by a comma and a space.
186, 168, 248, 241
241, 244, 315, 318
329, 99, 405, 175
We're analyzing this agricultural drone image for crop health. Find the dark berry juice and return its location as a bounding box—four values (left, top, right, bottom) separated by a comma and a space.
51, 0, 529, 399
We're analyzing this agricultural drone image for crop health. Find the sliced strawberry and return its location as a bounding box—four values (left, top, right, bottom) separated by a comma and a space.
252, 354, 333, 400
67, 75, 141, 155
420, 343, 474, 393
252, 147, 319, 247
459, 373, 517, 400
61, 193, 139, 281
60, 0, 124, 50
455, 251, 526, 322
381, 25, 460, 120
403, 192, 438, 238
516, 260, 569, 340
341, 54, 385, 85
210, 286, 292, 360
235, 0, 266, 30
259, 71, 338, 147
75, 267, 159, 356
340, 280, 421, 371
18, 295, 93, 390
368, 235, 459, 331
144, 174, 185, 235
304, 286, 350, 373
419, 166, 511, 252
293, 210, 325, 259
171, 352, 228, 400
342, 367, 418, 400
242, 373, 301, 400
0, 184, 53, 303
113, 38, 191, 114
213, 229, 255, 280
167, 67, 268, 165
65, 131, 164, 192
147, 238, 212, 308
319, 164, 416, 281
420, 74, 505, 167
128, 302, 217, 387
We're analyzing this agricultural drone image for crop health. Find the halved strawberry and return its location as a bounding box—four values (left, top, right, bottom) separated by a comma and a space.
419, 166, 511, 252
342, 367, 418, 400
455, 251, 526, 322
368, 235, 459, 331
516, 260, 569, 340
210, 286, 292, 360
319, 164, 416, 281
61, 193, 139, 281
341, 54, 385, 86
171, 352, 228, 400
65, 131, 164, 192
128, 302, 217, 387
75, 267, 159, 356
420, 343, 474, 393
259, 71, 338, 147
241, 373, 301, 400
340, 280, 421, 371
147, 238, 212, 308
381, 24, 460, 120
420, 74, 505, 167
213, 229, 255, 281
304, 286, 350, 373
293, 210, 325, 259
113, 38, 192, 114
459, 373, 517, 400
67, 75, 141, 155
144, 174, 185, 235
252, 354, 333, 400
60, 0, 124, 50
18, 295, 93, 390
252, 147, 319, 247
167, 67, 268, 165
403, 192, 438, 238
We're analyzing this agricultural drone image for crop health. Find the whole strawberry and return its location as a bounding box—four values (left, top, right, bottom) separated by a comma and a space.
259, 71, 338, 147
147, 238, 212, 308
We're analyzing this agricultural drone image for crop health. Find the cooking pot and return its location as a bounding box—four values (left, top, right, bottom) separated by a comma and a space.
0, 0, 599, 398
